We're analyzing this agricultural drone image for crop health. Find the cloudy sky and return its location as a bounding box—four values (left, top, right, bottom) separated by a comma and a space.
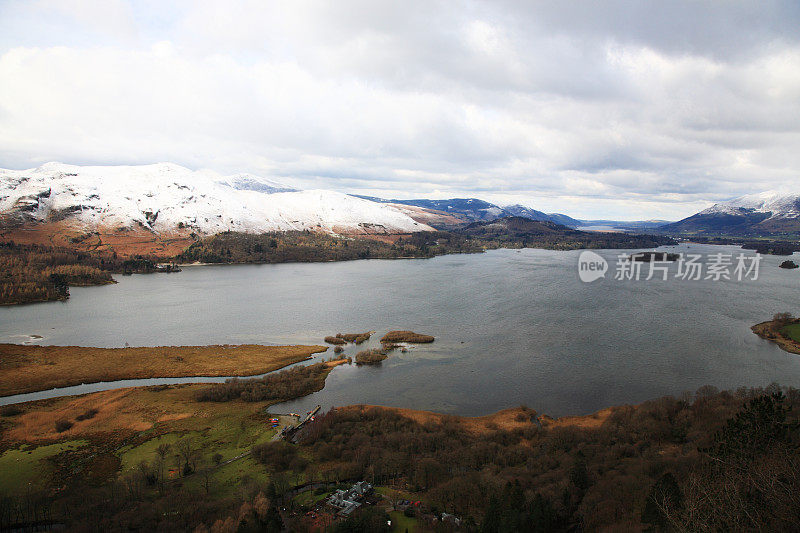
1, 1, 799, 219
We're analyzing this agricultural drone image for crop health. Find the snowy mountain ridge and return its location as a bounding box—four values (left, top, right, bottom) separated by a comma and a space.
0, 162, 432, 235
699, 191, 800, 219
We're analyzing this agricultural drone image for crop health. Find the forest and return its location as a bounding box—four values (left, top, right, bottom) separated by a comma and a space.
289, 386, 800, 532
176, 230, 484, 264
0, 241, 181, 305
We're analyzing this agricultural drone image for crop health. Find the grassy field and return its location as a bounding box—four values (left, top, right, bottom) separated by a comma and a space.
782, 323, 800, 343
116, 415, 284, 499
389, 510, 420, 533
0, 440, 87, 495
292, 488, 333, 508
182, 455, 270, 499
0, 343, 327, 396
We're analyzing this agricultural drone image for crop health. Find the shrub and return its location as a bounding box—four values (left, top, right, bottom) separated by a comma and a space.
0, 405, 22, 417
55, 419, 74, 432
75, 408, 99, 421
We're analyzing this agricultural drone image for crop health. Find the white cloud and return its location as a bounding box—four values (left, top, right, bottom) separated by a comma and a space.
1, 0, 799, 219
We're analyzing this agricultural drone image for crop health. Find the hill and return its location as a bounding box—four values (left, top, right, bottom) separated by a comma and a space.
662, 191, 800, 237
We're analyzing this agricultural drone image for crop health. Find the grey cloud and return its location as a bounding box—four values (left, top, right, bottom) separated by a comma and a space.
1, 1, 800, 219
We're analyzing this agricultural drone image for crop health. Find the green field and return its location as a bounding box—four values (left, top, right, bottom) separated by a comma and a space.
389, 510, 420, 533
116, 413, 284, 498
292, 488, 333, 508
782, 323, 800, 343
118, 410, 284, 469
182, 455, 270, 498
0, 440, 88, 495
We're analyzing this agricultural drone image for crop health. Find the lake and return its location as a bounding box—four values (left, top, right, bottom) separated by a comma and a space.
2, 243, 799, 417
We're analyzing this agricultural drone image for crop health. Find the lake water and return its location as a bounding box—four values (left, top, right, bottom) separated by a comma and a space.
2, 244, 800, 417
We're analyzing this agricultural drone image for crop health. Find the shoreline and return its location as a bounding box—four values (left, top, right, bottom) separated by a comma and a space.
751, 319, 800, 355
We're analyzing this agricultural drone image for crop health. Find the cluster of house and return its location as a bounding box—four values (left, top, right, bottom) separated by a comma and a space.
326, 481, 373, 516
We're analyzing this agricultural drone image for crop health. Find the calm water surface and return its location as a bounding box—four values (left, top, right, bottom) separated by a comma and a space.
1, 244, 799, 416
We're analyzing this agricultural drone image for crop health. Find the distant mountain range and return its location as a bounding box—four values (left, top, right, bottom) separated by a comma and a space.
352, 195, 672, 232
352, 196, 585, 228
4, 162, 797, 244
663, 191, 800, 236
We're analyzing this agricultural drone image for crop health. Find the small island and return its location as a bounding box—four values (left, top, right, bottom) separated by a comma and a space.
324, 332, 372, 345
779, 260, 799, 269
751, 313, 800, 355
380, 330, 435, 343
355, 349, 389, 365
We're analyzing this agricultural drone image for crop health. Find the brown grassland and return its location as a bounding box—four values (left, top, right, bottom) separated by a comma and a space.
2, 384, 223, 444
0, 343, 327, 397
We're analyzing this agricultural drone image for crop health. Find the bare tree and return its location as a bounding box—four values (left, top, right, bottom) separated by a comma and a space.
175, 437, 200, 476
156, 442, 171, 489
200, 468, 213, 495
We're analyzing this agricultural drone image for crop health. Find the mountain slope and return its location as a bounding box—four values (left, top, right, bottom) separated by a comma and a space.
662, 191, 800, 236
0, 163, 433, 236
542, 212, 582, 228
503, 204, 556, 223
353, 196, 506, 224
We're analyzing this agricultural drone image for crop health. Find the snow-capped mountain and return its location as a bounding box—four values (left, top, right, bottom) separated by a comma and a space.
662, 190, 800, 236
698, 191, 800, 219
0, 162, 433, 235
